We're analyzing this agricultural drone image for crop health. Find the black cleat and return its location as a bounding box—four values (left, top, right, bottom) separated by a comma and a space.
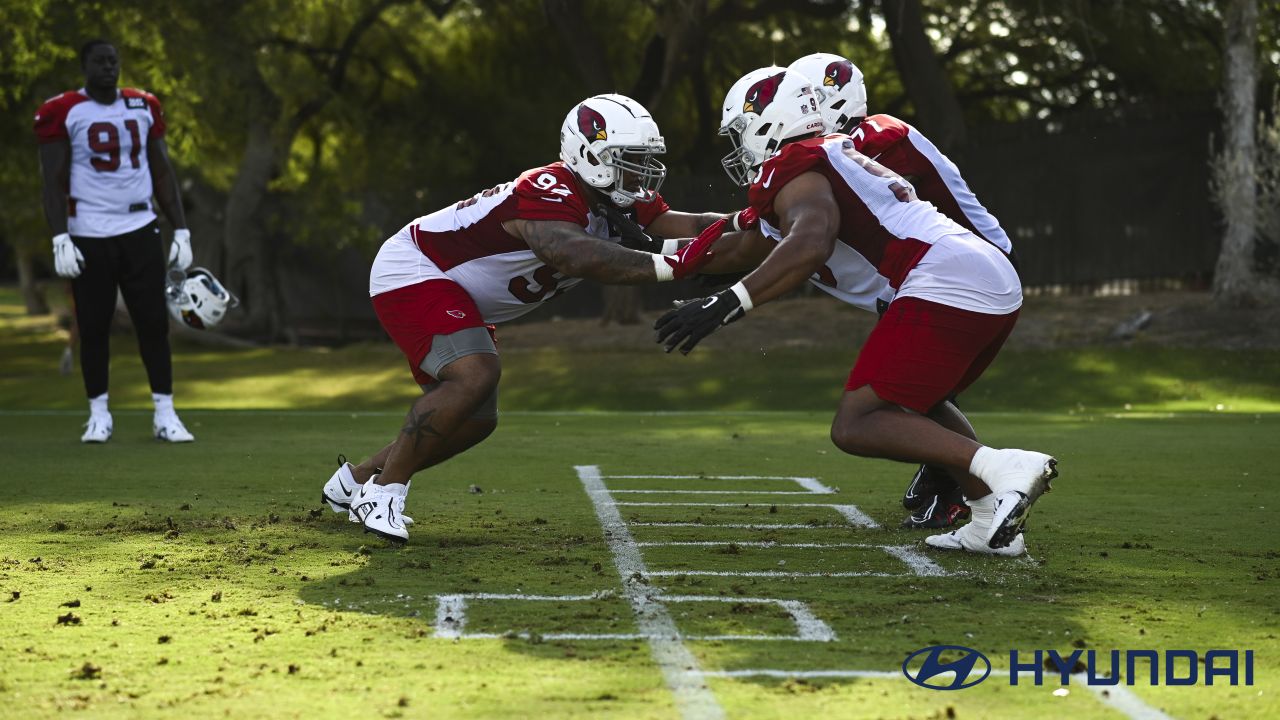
902, 464, 958, 511
900, 486, 970, 529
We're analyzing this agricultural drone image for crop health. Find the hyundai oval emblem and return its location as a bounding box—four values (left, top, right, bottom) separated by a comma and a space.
902, 645, 992, 690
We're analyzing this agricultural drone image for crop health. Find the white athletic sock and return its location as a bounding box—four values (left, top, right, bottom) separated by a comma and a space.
966, 494, 996, 526
379, 482, 409, 497
89, 393, 109, 416
152, 393, 174, 414
968, 446, 998, 484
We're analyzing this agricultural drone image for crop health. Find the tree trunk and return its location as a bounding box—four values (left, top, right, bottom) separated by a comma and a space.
15, 243, 50, 315
1212, 0, 1263, 304
222, 110, 281, 336
880, 0, 968, 154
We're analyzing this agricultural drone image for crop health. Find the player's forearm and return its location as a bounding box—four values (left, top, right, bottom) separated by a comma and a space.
523, 221, 662, 284
648, 210, 728, 238
151, 164, 187, 228
739, 233, 830, 306
697, 229, 771, 274
40, 184, 68, 236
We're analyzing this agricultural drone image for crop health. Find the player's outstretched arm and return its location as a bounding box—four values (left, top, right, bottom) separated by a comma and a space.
507, 218, 721, 284
737, 172, 839, 307
697, 227, 774, 275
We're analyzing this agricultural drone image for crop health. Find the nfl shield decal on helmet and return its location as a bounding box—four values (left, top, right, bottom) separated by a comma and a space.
576, 105, 607, 141
742, 71, 786, 114
824, 60, 854, 88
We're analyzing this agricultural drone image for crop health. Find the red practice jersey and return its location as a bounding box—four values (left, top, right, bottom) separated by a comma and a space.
749, 136, 1020, 315
849, 114, 1012, 255
369, 161, 669, 324
34, 88, 166, 237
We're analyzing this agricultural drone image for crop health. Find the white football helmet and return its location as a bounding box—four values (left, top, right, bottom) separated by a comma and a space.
788, 53, 868, 134
166, 267, 238, 330
719, 66, 825, 187
559, 94, 667, 207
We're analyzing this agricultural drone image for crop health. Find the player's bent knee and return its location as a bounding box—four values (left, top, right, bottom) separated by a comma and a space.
420, 327, 499, 385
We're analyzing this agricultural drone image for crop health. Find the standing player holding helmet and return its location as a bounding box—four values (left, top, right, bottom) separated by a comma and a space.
781, 52, 1021, 531
657, 67, 1058, 555
35, 39, 210, 444
321, 93, 743, 543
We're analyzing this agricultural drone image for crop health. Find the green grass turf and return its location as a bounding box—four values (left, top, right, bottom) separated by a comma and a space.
2, 411, 1277, 719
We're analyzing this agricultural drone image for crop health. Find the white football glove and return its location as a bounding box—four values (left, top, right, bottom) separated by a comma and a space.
52, 233, 84, 278
168, 228, 193, 270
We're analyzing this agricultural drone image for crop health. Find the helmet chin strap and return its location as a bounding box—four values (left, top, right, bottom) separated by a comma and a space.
609, 188, 637, 207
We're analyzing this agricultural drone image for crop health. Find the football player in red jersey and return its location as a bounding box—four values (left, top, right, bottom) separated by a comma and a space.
36, 39, 195, 444
657, 68, 1058, 555
323, 94, 744, 542
788, 52, 1018, 531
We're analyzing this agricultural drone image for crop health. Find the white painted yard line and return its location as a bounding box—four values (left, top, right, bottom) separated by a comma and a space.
696, 669, 902, 680
602, 475, 814, 480
447, 592, 615, 602
614, 501, 878, 529
880, 545, 949, 577
657, 594, 836, 643
647, 570, 899, 578
577, 465, 724, 720
1073, 674, 1177, 720
631, 522, 846, 529
611, 490, 822, 495
434, 594, 465, 639
636, 541, 882, 548
792, 477, 838, 494
457, 632, 825, 642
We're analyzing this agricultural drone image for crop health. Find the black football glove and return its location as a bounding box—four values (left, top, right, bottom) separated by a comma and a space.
603, 204, 667, 253
654, 289, 746, 354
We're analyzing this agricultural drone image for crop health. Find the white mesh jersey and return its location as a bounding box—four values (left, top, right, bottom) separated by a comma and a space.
369, 161, 670, 325
34, 88, 166, 237
850, 114, 1013, 255
750, 135, 1021, 315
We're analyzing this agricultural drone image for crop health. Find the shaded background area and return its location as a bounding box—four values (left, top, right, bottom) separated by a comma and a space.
1, 0, 1278, 342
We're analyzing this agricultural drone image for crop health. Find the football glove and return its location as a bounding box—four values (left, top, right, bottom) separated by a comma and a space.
603, 204, 676, 254
729, 207, 759, 232
655, 218, 726, 282
52, 233, 84, 278
654, 286, 745, 354
168, 228, 193, 271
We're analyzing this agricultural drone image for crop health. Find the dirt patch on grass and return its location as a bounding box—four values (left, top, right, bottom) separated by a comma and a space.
499, 290, 1280, 353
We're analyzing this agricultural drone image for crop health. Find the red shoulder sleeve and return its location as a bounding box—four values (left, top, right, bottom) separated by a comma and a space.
747, 138, 829, 220
123, 88, 166, 138
33, 92, 86, 144
632, 192, 670, 227
848, 114, 909, 158
513, 162, 592, 226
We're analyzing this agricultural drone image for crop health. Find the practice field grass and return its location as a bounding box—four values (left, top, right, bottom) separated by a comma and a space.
2, 410, 1277, 719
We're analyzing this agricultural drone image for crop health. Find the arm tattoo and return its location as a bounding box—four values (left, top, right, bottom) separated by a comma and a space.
521, 220, 658, 284
400, 406, 444, 452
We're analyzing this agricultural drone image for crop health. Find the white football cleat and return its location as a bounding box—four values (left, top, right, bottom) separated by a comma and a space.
154, 411, 195, 442
81, 413, 113, 443
925, 522, 1026, 557
326, 457, 412, 525
976, 449, 1057, 548
349, 477, 410, 543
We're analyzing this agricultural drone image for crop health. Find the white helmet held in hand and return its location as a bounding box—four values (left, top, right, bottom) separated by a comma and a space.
719, 66, 825, 187
166, 267, 238, 330
788, 52, 868, 134
559, 94, 667, 207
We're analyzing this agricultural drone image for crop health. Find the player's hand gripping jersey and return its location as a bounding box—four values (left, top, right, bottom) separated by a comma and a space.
34, 88, 166, 237
848, 114, 1012, 255
369, 162, 669, 324
749, 136, 1020, 315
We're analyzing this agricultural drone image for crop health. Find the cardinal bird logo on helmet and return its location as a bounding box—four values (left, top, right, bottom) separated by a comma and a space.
824, 60, 854, 89
742, 71, 786, 115
576, 105, 608, 141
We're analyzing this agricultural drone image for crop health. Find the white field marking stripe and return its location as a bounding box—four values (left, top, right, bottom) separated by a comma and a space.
1073, 674, 1176, 720
435, 594, 466, 639
793, 477, 837, 494
445, 593, 615, 601
880, 545, 949, 577
611, 490, 823, 495
577, 465, 724, 720
457, 632, 825, 642
656, 594, 836, 643
615, 502, 878, 529
603, 475, 813, 480
631, 522, 846, 529
636, 541, 881, 548
696, 669, 901, 679
647, 570, 899, 578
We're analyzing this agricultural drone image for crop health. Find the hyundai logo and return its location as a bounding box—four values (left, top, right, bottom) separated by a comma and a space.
902, 645, 992, 690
